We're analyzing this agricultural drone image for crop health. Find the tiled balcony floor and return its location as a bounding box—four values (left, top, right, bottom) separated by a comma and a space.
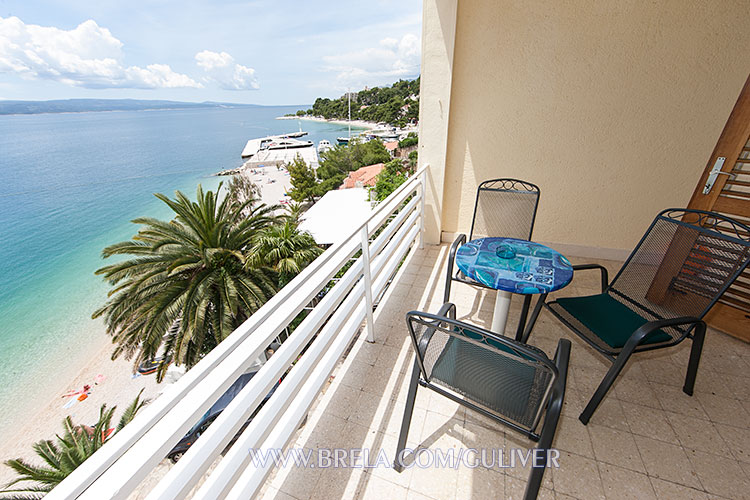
260, 244, 750, 500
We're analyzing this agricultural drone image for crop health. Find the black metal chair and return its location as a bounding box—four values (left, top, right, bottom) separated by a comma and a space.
444, 179, 541, 337
522, 208, 750, 425
395, 303, 570, 500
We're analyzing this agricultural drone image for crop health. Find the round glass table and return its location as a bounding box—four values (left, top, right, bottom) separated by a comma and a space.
455, 237, 573, 335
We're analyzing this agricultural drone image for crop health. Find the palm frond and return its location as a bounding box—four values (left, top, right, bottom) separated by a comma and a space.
117, 389, 147, 432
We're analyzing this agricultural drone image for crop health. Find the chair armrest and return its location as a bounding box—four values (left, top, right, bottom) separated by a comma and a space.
626, 316, 703, 349
572, 264, 609, 293
447, 234, 467, 276
449, 233, 468, 259
444, 234, 467, 303
437, 302, 457, 319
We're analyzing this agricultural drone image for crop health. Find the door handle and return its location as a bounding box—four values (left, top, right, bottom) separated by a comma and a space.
703, 157, 737, 194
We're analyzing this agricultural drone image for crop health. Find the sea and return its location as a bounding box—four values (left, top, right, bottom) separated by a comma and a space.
0, 106, 353, 432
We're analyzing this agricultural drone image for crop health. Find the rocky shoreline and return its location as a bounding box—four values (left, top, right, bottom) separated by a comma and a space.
213, 166, 245, 176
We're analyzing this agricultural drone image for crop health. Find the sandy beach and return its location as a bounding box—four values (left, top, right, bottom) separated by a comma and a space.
292, 116, 418, 140
284, 115, 379, 131
0, 329, 163, 485
241, 163, 294, 208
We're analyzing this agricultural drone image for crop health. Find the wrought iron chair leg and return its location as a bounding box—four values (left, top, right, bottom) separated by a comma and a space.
521, 293, 547, 343
683, 322, 706, 396
515, 295, 532, 342
524, 339, 570, 500
524, 451, 547, 499
579, 347, 635, 425
394, 358, 421, 472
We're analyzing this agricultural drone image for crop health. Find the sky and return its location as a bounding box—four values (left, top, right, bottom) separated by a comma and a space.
0, 0, 422, 105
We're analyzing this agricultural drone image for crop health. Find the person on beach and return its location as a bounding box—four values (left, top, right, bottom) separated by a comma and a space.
61, 384, 91, 398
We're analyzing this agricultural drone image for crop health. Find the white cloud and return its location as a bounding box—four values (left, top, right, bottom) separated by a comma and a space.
0, 16, 201, 89
195, 50, 259, 91
322, 34, 420, 89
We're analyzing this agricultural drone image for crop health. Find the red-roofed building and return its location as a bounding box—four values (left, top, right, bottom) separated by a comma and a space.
341, 163, 384, 189
384, 141, 399, 155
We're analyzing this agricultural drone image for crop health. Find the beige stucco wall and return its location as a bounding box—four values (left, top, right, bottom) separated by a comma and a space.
418, 0, 458, 244
434, 0, 750, 254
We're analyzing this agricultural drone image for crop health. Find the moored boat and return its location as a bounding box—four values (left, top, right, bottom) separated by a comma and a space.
263, 137, 313, 150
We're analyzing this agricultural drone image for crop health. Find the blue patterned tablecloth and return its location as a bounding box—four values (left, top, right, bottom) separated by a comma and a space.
455, 238, 573, 294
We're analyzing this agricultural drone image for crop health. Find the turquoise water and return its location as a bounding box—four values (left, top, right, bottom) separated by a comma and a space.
0, 107, 351, 425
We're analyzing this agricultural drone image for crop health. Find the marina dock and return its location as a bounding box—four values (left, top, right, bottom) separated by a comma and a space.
240, 133, 318, 169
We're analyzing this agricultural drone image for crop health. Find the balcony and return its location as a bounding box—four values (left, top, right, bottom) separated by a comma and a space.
29, 2, 750, 496
48, 165, 750, 500
256, 247, 750, 500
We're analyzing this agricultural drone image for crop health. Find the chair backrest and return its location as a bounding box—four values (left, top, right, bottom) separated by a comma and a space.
608, 209, 750, 340
469, 179, 541, 241
406, 310, 557, 433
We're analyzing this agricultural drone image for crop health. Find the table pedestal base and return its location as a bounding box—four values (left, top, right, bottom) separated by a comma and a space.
491, 290, 512, 334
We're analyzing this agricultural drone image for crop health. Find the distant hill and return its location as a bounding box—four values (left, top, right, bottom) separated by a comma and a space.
297, 78, 420, 127
0, 99, 265, 115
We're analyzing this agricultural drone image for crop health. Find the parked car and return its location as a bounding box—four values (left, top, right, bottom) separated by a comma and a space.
167, 370, 277, 463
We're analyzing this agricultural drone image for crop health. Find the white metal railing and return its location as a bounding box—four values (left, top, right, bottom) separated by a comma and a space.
49, 165, 429, 499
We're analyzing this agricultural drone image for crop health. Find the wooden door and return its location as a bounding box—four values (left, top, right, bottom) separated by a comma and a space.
685, 74, 750, 341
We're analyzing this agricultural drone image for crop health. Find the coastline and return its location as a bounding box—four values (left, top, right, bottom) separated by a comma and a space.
277, 115, 379, 131
0, 166, 293, 485
0, 111, 351, 486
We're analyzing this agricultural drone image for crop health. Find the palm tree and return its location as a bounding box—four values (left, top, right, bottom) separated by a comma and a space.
0, 392, 146, 499
284, 201, 304, 224
93, 185, 280, 379
247, 220, 323, 287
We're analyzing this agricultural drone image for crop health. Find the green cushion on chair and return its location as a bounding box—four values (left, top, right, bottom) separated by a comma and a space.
555, 294, 672, 348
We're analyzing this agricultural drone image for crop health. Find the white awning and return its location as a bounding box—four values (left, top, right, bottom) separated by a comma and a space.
298, 188, 373, 245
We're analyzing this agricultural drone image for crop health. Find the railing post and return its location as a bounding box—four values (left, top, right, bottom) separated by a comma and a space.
360, 225, 376, 342
419, 169, 426, 249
